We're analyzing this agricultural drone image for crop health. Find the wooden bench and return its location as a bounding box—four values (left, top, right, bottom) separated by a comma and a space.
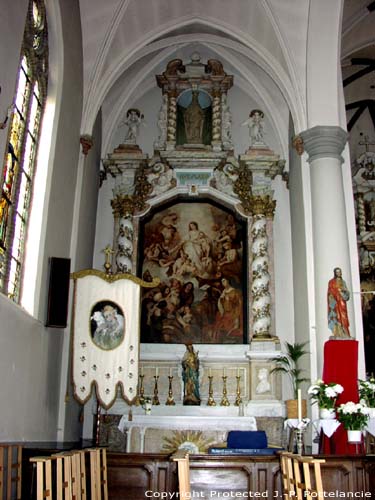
279, 452, 325, 500
0, 444, 22, 500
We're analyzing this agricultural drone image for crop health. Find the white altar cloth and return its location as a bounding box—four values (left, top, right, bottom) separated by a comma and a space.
118, 414, 257, 452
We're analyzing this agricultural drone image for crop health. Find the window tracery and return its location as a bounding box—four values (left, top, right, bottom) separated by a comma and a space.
0, 0, 48, 301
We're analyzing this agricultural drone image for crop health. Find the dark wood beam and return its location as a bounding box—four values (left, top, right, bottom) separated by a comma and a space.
343, 63, 375, 87
346, 99, 373, 110
347, 102, 367, 131
350, 58, 375, 65
368, 101, 375, 130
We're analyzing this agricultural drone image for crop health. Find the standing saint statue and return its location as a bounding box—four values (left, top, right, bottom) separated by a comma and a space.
327, 267, 351, 338
183, 91, 204, 144
120, 108, 145, 144
241, 109, 266, 147
182, 343, 201, 405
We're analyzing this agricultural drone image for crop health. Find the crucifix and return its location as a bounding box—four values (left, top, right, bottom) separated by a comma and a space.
359, 134, 375, 152
102, 245, 114, 274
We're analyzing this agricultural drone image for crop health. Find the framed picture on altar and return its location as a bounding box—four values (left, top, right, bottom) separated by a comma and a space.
138, 199, 247, 344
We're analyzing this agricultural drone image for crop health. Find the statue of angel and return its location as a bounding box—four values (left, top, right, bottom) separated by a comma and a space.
241, 109, 266, 147
120, 108, 145, 144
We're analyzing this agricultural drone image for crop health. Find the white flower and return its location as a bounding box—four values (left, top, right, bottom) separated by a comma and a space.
340, 401, 358, 414
325, 387, 337, 398
333, 384, 344, 394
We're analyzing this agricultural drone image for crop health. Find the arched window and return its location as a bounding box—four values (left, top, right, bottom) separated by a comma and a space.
0, 0, 48, 302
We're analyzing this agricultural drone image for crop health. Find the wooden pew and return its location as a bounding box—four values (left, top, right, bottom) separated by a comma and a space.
279, 452, 325, 500
0, 444, 22, 500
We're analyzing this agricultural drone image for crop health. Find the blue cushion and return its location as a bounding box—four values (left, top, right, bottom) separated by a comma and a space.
227, 431, 268, 449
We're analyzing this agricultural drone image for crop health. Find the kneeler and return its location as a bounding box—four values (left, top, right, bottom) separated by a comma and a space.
322, 339, 362, 454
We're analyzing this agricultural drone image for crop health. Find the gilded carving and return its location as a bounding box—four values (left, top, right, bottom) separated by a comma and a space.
248, 195, 276, 218
71, 268, 160, 287
111, 167, 152, 216
233, 165, 253, 213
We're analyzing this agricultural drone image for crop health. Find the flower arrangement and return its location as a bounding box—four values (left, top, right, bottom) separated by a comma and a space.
358, 377, 375, 408
307, 379, 344, 409
336, 401, 370, 430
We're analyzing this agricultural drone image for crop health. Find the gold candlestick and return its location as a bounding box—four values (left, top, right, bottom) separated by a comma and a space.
220, 375, 230, 406
165, 375, 175, 405
207, 375, 216, 406
138, 374, 145, 405
152, 375, 160, 405
234, 375, 242, 406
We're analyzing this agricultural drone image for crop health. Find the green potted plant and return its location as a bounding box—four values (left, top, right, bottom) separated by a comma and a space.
270, 341, 309, 418
358, 377, 375, 417
307, 379, 344, 419
336, 401, 370, 443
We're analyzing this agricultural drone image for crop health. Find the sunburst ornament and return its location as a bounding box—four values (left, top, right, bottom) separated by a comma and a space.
162, 430, 216, 453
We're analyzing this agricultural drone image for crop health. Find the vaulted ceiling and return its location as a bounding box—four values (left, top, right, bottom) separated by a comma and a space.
77, 0, 374, 163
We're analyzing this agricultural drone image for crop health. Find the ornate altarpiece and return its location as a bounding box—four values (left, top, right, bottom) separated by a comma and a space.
96, 55, 288, 449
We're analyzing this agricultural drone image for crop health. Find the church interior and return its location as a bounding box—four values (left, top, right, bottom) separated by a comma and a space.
0, 0, 375, 497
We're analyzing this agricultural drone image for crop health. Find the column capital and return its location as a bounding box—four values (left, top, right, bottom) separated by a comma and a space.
299, 126, 348, 163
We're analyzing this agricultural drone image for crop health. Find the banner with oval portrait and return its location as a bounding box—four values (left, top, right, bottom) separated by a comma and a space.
71, 270, 157, 409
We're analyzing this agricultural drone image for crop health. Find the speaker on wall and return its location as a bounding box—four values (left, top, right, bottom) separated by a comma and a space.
46, 257, 71, 328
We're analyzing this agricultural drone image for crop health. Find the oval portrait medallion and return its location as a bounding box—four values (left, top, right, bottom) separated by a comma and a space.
90, 301, 125, 350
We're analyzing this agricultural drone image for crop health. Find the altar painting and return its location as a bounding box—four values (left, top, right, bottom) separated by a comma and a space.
140, 202, 246, 344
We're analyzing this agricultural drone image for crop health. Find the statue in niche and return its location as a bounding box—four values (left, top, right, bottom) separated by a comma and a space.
183, 91, 204, 144
182, 343, 201, 405
120, 108, 145, 144
241, 109, 266, 148
327, 267, 351, 338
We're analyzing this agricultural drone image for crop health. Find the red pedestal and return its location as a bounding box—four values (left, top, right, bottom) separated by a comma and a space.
321, 339, 361, 454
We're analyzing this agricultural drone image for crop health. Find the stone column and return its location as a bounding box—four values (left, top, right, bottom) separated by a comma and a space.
249, 195, 276, 339
211, 89, 222, 151
355, 193, 366, 235
300, 126, 352, 374
166, 91, 177, 148
116, 215, 134, 273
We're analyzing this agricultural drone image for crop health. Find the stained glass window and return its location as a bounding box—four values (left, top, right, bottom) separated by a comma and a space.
0, 0, 48, 301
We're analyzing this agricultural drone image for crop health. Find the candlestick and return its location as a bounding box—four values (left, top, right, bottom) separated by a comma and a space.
220, 375, 230, 406
297, 389, 302, 422
138, 374, 145, 406
207, 375, 216, 406
152, 375, 160, 405
234, 375, 242, 406
165, 375, 175, 405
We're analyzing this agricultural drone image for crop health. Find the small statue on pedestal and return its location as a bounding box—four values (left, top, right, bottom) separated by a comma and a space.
182, 343, 201, 405
241, 109, 267, 148
120, 108, 145, 145
327, 267, 351, 339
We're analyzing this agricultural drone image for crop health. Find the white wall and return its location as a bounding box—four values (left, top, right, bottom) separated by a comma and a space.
0, 0, 86, 443
0, 295, 64, 441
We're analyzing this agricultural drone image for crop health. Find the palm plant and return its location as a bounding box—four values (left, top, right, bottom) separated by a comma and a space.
270, 341, 309, 399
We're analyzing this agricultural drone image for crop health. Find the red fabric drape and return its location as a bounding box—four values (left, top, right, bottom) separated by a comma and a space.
321, 339, 362, 454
